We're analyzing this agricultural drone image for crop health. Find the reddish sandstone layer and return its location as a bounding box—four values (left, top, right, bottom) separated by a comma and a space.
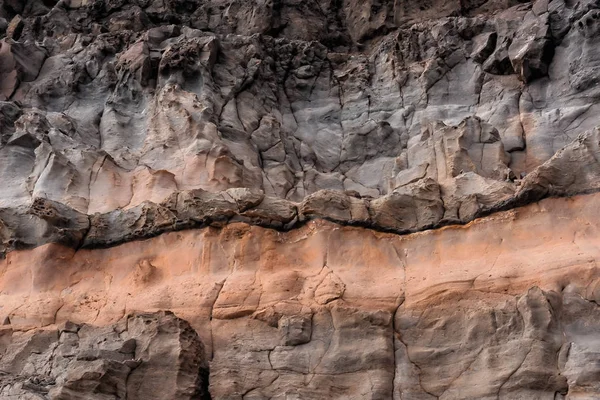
1, 193, 599, 398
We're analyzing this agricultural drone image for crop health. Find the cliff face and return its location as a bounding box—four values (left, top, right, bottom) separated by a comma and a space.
1, 0, 600, 399
3, 194, 600, 399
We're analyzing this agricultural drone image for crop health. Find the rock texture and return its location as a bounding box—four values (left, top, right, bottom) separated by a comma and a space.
0, 0, 599, 254
0, 0, 600, 218
1, 193, 600, 399
1, 0, 600, 399
0, 311, 210, 399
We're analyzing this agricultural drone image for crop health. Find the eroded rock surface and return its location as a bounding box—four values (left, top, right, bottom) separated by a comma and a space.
0, 193, 600, 399
0, 311, 210, 400
1, 0, 600, 399
0, 0, 599, 257
0, 0, 598, 221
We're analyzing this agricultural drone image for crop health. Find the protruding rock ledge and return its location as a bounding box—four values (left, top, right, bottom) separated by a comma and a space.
0, 124, 599, 254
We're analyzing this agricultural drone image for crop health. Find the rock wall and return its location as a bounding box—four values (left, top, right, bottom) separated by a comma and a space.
2, 193, 600, 398
1, 0, 600, 399
1, 312, 210, 399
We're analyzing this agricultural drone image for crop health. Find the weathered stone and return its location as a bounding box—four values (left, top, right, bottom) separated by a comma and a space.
0, 1, 600, 399
508, 12, 555, 82
84, 201, 177, 247
0, 0, 591, 225
0, 312, 210, 400
516, 127, 600, 201
369, 178, 444, 231
1, 194, 600, 398
0, 198, 89, 256
300, 190, 369, 224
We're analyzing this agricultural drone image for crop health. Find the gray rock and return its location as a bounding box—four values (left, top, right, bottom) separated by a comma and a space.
0, 311, 210, 400
508, 11, 555, 82
370, 178, 444, 232
0, 0, 594, 237
300, 190, 369, 224
0, 198, 88, 256
516, 126, 600, 202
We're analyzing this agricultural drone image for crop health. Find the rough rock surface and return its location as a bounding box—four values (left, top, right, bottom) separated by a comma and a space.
1, 0, 600, 399
1, 193, 600, 399
0, 311, 210, 399
1, 0, 600, 218
0, 0, 599, 254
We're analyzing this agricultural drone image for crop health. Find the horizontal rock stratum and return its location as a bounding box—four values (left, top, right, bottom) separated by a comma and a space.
1, 0, 600, 399
2, 193, 600, 398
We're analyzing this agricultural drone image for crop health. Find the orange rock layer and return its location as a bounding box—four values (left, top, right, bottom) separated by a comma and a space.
1, 193, 599, 398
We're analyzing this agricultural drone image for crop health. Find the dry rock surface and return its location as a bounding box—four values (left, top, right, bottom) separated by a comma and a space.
1, 0, 600, 233
1, 194, 600, 399
0, 0, 600, 399
0, 311, 210, 399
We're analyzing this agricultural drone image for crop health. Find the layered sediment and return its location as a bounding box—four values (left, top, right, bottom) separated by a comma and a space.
1, 0, 600, 398
2, 193, 600, 398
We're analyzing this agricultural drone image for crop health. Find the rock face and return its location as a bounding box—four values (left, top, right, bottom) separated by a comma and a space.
1, 0, 600, 216
1, 0, 600, 399
1, 193, 600, 399
0, 312, 210, 399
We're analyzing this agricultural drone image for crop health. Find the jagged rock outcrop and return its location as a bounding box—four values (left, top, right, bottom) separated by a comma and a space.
3, 118, 600, 252
0, 311, 210, 399
0, 0, 599, 219
1, 0, 600, 399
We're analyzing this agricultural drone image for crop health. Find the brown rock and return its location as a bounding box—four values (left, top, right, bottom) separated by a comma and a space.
0, 1, 599, 399
1, 193, 599, 398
